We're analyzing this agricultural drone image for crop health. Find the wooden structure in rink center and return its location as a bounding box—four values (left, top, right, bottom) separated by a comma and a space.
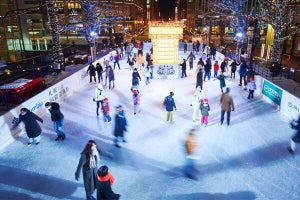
148, 21, 184, 79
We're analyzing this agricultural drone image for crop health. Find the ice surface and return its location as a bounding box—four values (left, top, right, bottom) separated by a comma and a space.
0, 49, 300, 200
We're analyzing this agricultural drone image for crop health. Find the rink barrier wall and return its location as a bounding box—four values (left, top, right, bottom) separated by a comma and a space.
0, 51, 116, 150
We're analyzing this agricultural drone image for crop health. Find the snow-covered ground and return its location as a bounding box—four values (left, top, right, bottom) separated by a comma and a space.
0, 49, 300, 200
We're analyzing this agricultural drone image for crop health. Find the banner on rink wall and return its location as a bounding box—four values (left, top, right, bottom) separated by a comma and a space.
262, 80, 283, 106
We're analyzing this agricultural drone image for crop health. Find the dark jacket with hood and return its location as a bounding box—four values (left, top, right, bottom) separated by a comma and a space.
163, 94, 176, 112
49, 102, 64, 121
17, 109, 43, 138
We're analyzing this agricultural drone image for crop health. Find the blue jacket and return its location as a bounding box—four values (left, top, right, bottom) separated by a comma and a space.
163, 95, 176, 111
239, 63, 247, 75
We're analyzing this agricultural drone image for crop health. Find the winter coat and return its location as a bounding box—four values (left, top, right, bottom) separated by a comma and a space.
200, 103, 210, 116
127, 57, 136, 66
133, 93, 140, 105
248, 81, 256, 91
245, 69, 255, 83
217, 74, 226, 88
163, 95, 176, 111
97, 173, 120, 200
132, 71, 141, 85
220, 61, 227, 72
230, 61, 239, 72
114, 111, 127, 137
187, 53, 195, 63
48, 102, 64, 121
213, 63, 219, 71
18, 111, 43, 138
87, 64, 96, 76
75, 152, 99, 196
180, 61, 187, 70
94, 85, 105, 101
196, 71, 203, 87
239, 63, 247, 75
220, 92, 234, 112
108, 68, 115, 81
185, 133, 196, 156
96, 63, 103, 73
204, 61, 211, 72
102, 102, 110, 115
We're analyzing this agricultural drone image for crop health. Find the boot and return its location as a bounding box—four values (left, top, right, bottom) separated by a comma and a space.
61, 134, 66, 141
55, 135, 61, 141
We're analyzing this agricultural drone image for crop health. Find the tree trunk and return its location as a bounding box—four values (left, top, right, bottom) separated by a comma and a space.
271, 31, 281, 64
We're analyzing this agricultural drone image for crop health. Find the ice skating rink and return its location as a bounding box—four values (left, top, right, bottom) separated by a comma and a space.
0, 50, 300, 200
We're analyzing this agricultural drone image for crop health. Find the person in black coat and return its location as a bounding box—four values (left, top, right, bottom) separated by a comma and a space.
87, 63, 97, 83
180, 59, 187, 78
196, 68, 203, 90
132, 68, 141, 87
95, 62, 104, 83
96, 165, 120, 200
45, 102, 65, 141
113, 105, 127, 148
13, 107, 43, 145
107, 66, 115, 89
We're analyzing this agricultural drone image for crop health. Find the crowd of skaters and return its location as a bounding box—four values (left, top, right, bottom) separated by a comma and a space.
10, 39, 300, 198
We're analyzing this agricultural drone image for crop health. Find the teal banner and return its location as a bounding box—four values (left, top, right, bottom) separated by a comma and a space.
262, 80, 283, 106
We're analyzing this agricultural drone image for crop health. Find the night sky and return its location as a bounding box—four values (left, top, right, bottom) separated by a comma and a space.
158, 0, 176, 21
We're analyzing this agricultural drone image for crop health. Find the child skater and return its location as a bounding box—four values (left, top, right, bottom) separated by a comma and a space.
132, 88, 141, 115
200, 98, 210, 126
247, 77, 256, 99
102, 98, 112, 122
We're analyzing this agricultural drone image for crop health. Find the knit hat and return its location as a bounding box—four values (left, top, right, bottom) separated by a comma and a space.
170, 92, 174, 96
203, 98, 208, 103
132, 88, 138, 93
103, 98, 108, 102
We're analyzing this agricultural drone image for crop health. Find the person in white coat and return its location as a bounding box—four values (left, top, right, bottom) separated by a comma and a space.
93, 83, 106, 116
190, 87, 203, 122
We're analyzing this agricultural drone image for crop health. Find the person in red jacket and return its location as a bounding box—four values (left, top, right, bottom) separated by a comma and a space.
101, 98, 111, 122
96, 165, 120, 200
213, 60, 219, 77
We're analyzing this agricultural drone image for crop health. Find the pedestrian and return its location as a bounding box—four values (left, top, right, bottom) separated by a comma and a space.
247, 78, 256, 99
107, 66, 115, 89
132, 88, 141, 115
93, 83, 106, 116
190, 87, 203, 122
229, 59, 239, 79
95, 62, 104, 83
12, 108, 43, 145
96, 165, 120, 200
184, 129, 198, 180
102, 98, 112, 122
87, 63, 97, 83
216, 72, 226, 93
113, 105, 128, 148
45, 102, 66, 141
238, 60, 247, 86
220, 87, 235, 126
163, 92, 177, 123
75, 140, 112, 200
203, 58, 211, 81
287, 115, 300, 154
196, 68, 203, 90
200, 98, 210, 126
213, 60, 219, 77
132, 68, 141, 87
113, 52, 121, 70
180, 59, 187, 78
187, 51, 195, 70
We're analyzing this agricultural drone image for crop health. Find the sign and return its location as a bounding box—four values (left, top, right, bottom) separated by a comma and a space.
262, 80, 283, 106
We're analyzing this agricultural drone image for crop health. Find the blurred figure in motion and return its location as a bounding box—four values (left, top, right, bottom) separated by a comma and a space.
288, 115, 300, 154
184, 129, 198, 180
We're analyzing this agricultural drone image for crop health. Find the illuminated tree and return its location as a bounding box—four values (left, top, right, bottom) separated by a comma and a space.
258, 0, 298, 64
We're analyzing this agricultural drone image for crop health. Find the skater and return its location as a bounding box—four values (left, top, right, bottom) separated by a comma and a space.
238, 60, 247, 86
94, 83, 106, 116
96, 165, 120, 200
113, 52, 121, 70
145, 66, 151, 85
190, 88, 203, 122
216, 72, 226, 93
102, 98, 112, 122
113, 105, 128, 148
187, 51, 195, 70
95, 62, 103, 83
203, 58, 211, 81
45, 102, 66, 141
127, 54, 136, 70
75, 140, 112, 200
132, 88, 141, 115
107, 66, 115, 89
180, 59, 187, 78
213, 60, 219, 77
288, 115, 300, 154
200, 98, 210, 126
220, 87, 235, 126
220, 59, 228, 73
247, 78, 256, 99
184, 129, 198, 180
195, 68, 203, 90
12, 108, 43, 145
87, 63, 97, 83
132, 68, 141, 87
229, 59, 239, 79
163, 92, 177, 124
